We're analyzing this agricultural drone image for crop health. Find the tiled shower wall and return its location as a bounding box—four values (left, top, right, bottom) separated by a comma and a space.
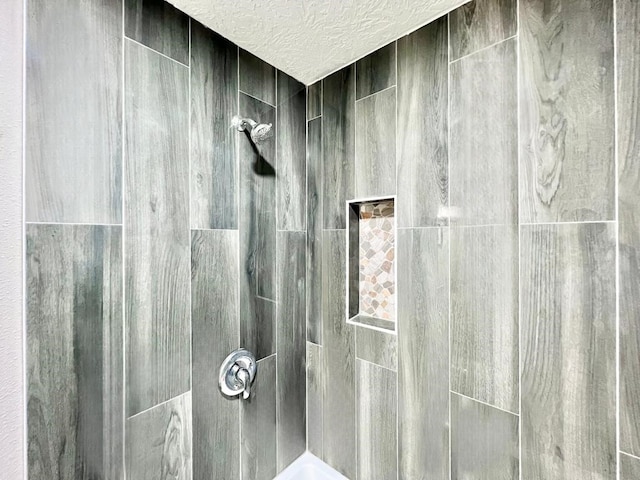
25, 0, 306, 478
306, 0, 640, 478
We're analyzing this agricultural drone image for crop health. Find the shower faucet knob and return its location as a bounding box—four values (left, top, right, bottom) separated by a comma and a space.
219, 348, 257, 400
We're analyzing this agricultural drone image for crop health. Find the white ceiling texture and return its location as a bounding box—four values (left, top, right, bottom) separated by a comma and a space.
169, 0, 469, 85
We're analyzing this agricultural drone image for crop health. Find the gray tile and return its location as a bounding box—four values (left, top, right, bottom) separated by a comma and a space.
190, 22, 238, 229
322, 66, 355, 229
451, 394, 519, 480
521, 223, 616, 479
356, 327, 397, 371
125, 40, 190, 416
449, 0, 516, 61
307, 81, 322, 119
357, 360, 398, 480
621, 453, 640, 480
519, 0, 615, 223
397, 227, 449, 480
450, 39, 517, 226
239, 93, 277, 359
306, 117, 323, 344
355, 87, 397, 198
242, 355, 277, 480
397, 18, 449, 228
450, 225, 519, 413
617, 0, 640, 457
191, 230, 240, 480
125, 0, 189, 64
276, 231, 307, 471
276, 71, 307, 231
26, 224, 123, 480
307, 342, 323, 458
26, 0, 122, 224
126, 392, 192, 480
239, 49, 276, 105
356, 42, 397, 99
322, 230, 356, 478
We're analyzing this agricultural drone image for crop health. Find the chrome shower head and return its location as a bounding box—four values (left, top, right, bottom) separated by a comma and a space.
231, 115, 273, 144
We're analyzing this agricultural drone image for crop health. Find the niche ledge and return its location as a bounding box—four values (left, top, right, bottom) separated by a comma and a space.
346, 196, 397, 335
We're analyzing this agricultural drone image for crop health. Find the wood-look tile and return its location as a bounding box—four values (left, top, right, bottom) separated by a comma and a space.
242, 355, 277, 480
307, 342, 323, 458
451, 393, 519, 479
322, 66, 355, 229
239, 49, 276, 105
26, 0, 122, 224
306, 117, 323, 344
521, 223, 616, 479
450, 225, 518, 413
27, 224, 123, 480
125, 40, 190, 416
307, 81, 322, 119
126, 392, 192, 480
357, 360, 397, 480
621, 453, 640, 480
276, 71, 307, 231
450, 38, 517, 226
276, 231, 307, 471
190, 22, 238, 229
397, 227, 449, 479
397, 18, 449, 228
617, 0, 640, 457
125, 0, 189, 64
449, 0, 516, 61
191, 230, 239, 480
322, 230, 356, 479
355, 87, 397, 198
239, 93, 277, 359
519, 0, 615, 223
356, 42, 397, 99
356, 327, 397, 371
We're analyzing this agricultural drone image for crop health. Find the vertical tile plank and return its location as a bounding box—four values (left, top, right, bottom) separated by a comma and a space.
521, 223, 616, 479
191, 230, 240, 480
355, 42, 397, 99
307, 82, 322, 119
239, 93, 277, 359
519, 0, 615, 222
239, 50, 276, 105
190, 22, 238, 229
276, 71, 307, 231
617, 0, 640, 457
322, 66, 355, 229
355, 327, 397, 371
322, 230, 356, 478
307, 117, 323, 344
27, 224, 123, 480
357, 360, 397, 480
242, 355, 277, 480
449, 0, 517, 61
450, 225, 519, 412
451, 394, 519, 479
124, 0, 189, 64
125, 40, 190, 415
307, 342, 323, 458
276, 231, 307, 471
621, 453, 640, 480
355, 87, 397, 198
26, 0, 122, 224
397, 227, 449, 479
126, 392, 192, 480
397, 19, 448, 228
450, 38, 518, 226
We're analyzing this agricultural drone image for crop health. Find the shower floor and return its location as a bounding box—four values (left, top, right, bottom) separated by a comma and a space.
275, 452, 348, 480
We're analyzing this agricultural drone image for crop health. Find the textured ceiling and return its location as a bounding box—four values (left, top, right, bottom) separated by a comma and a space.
168, 0, 469, 85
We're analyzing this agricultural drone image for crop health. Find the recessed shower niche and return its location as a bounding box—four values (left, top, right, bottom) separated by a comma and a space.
346, 197, 397, 334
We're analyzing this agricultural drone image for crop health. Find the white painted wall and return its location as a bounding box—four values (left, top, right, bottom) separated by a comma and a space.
0, 0, 25, 478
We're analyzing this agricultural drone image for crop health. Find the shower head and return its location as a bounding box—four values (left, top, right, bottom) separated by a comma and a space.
231, 115, 273, 144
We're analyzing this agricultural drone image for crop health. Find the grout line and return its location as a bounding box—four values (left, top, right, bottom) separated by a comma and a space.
621, 451, 640, 461
121, 1, 127, 476
275, 67, 279, 474
276, 228, 306, 233
516, 0, 523, 475
394, 37, 399, 480
21, 0, 28, 475
236, 43, 242, 480
125, 37, 189, 68
449, 34, 518, 65
447, 12, 452, 480
354, 84, 397, 104
126, 391, 189, 421
520, 220, 616, 227
187, 17, 193, 407
355, 356, 397, 374
450, 391, 520, 417
238, 89, 276, 108
258, 352, 277, 362
307, 113, 322, 121
397, 225, 453, 230
305, 83, 310, 455
26, 221, 123, 226
190, 227, 239, 232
